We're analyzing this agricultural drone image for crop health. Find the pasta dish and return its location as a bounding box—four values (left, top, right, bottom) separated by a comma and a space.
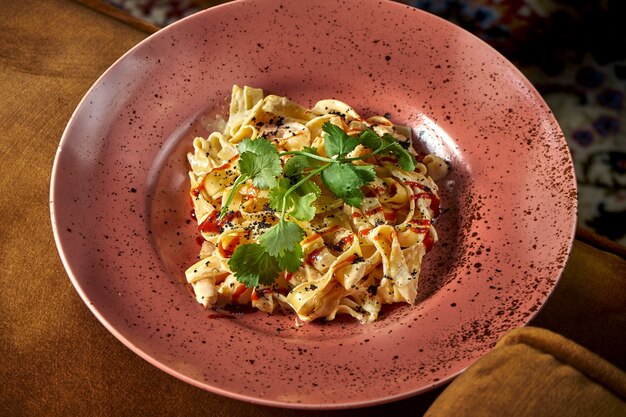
185, 85, 448, 323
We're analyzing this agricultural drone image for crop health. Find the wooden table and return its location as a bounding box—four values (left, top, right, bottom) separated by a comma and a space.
1, 1, 625, 415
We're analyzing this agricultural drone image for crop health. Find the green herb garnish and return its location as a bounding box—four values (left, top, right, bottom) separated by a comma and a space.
219, 137, 282, 218
225, 122, 415, 287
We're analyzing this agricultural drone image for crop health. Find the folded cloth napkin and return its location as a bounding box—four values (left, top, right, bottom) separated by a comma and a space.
425, 326, 626, 417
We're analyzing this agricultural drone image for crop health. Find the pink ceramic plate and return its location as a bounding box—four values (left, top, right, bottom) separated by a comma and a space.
50, 0, 577, 409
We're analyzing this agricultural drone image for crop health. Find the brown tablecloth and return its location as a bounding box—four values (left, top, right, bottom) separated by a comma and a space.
1, 1, 624, 415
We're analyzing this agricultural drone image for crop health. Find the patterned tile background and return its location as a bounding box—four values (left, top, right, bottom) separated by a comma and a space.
106, 0, 626, 245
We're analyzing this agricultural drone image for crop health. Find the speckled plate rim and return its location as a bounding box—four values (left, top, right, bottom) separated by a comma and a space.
48, 0, 258, 405
50, 0, 578, 409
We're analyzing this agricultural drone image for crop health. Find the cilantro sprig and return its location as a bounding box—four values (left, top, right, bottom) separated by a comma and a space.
358, 129, 416, 171
224, 122, 416, 287
219, 137, 281, 218
229, 219, 304, 287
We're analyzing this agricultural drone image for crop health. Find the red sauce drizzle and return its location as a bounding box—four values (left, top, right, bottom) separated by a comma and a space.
213, 161, 231, 171
405, 181, 441, 216
383, 211, 396, 222
411, 188, 441, 218
365, 206, 383, 216
190, 156, 238, 199
306, 247, 324, 265
285, 272, 294, 282
430, 194, 441, 218
192, 186, 204, 197
412, 192, 431, 201
409, 219, 432, 234
412, 195, 441, 218
358, 228, 371, 237
191, 178, 206, 198
388, 182, 397, 196
423, 232, 434, 252
218, 236, 240, 258
321, 225, 341, 235
336, 234, 354, 250
224, 210, 241, 223
198, 210, 221, 234
198, 210, 241, 234
251, 288, 273, 301
231, 284, 248, 304
191, 155, 239, 201
351, 212, 362, 219
404, 180, 427, 190
303, 233, 321, 244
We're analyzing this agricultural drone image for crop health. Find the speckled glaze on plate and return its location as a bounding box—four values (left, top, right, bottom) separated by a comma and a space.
50, 0, 577, 409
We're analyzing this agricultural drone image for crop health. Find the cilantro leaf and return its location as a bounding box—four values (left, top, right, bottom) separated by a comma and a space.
237, 137, 282, 189
283, 147, 322, 177
228, 243, 281, 287
323, 122, 360, 157
359, 129, 416, 171
351, 164, 376, 183
228, 219, 305, 286
237, 136, 276, 155
267, 178, 291, 215
297, 178, 321, 196
359, 129, 382, 150
337, 187, 367, 208
269, 178, 320, 221
225, 124, 417, 288
276, 244, 303, 272
320, 163, 376, 207
290, 191, 318, 221
258, 219, 305, 258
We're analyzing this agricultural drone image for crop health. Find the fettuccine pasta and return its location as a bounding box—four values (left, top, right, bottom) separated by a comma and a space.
185, 85, 448, 323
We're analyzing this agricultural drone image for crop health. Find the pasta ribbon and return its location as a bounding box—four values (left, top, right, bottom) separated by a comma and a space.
184, 85, 446, 323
